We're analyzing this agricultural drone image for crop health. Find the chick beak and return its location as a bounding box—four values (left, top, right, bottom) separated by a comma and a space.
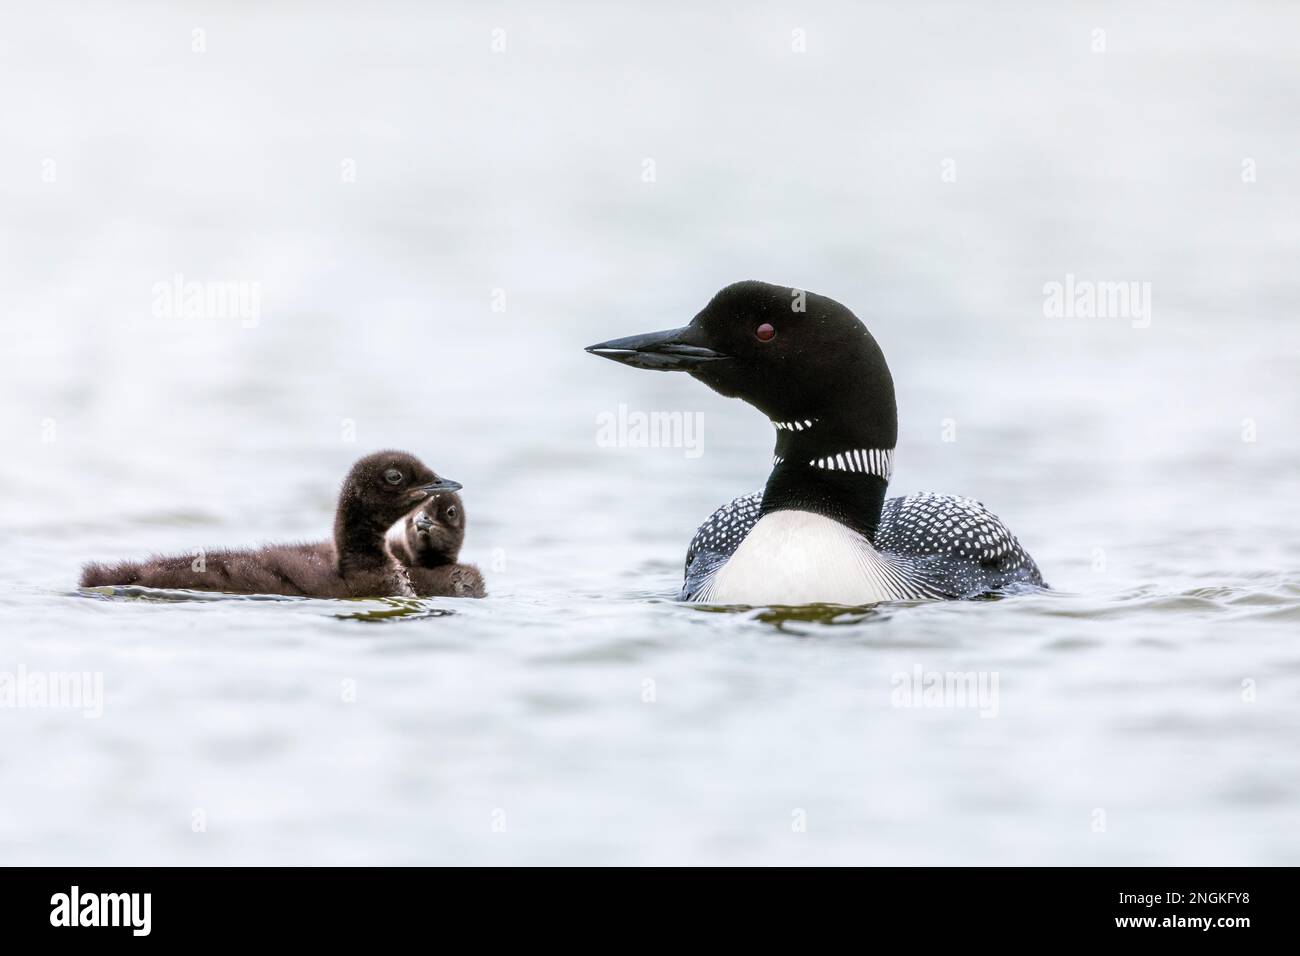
414, 476, 462, 499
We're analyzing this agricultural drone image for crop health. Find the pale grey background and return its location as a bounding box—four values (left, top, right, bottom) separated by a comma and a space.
0, 1, 1297, 864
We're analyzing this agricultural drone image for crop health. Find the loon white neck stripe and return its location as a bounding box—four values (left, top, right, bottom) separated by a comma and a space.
772, 418, 818, 431
809, 447, 893, 480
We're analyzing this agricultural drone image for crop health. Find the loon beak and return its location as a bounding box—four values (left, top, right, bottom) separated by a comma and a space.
416, 476, 462, 497
585, 326, 727, 371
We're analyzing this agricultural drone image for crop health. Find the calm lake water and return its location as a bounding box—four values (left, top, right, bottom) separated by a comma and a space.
1, 2, 1298, 865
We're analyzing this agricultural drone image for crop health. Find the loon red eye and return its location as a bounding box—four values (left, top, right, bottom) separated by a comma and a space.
755, 323, 776, 342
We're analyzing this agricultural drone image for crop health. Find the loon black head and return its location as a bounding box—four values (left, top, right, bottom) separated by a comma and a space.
402, 491, 467, 567
587, 280, 897, 455
587, 281, 898, 536
335, 451, 463, 551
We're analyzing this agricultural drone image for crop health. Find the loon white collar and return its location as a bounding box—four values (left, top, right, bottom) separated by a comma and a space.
772, 418, 817, 431
770, 446, 894, 481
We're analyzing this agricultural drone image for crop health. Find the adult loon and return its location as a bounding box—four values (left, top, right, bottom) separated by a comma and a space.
586, 281, 1044, 606
80, 451, 464, 599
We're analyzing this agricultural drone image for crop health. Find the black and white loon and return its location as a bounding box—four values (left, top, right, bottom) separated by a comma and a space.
586, 280, 1044, 606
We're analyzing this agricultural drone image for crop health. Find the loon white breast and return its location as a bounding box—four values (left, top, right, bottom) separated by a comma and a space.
586, 279, 1045, 606
697, 510, 928, 606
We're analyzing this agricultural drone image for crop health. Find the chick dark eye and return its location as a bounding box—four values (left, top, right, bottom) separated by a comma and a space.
446, 506, 457, 519
755, 323, 776, 342
384, 468, 403, 485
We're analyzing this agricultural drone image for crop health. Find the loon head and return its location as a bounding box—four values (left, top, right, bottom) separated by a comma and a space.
586, 281, 897, 451
337, 450, 464, 533
403, 490, 467, 565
